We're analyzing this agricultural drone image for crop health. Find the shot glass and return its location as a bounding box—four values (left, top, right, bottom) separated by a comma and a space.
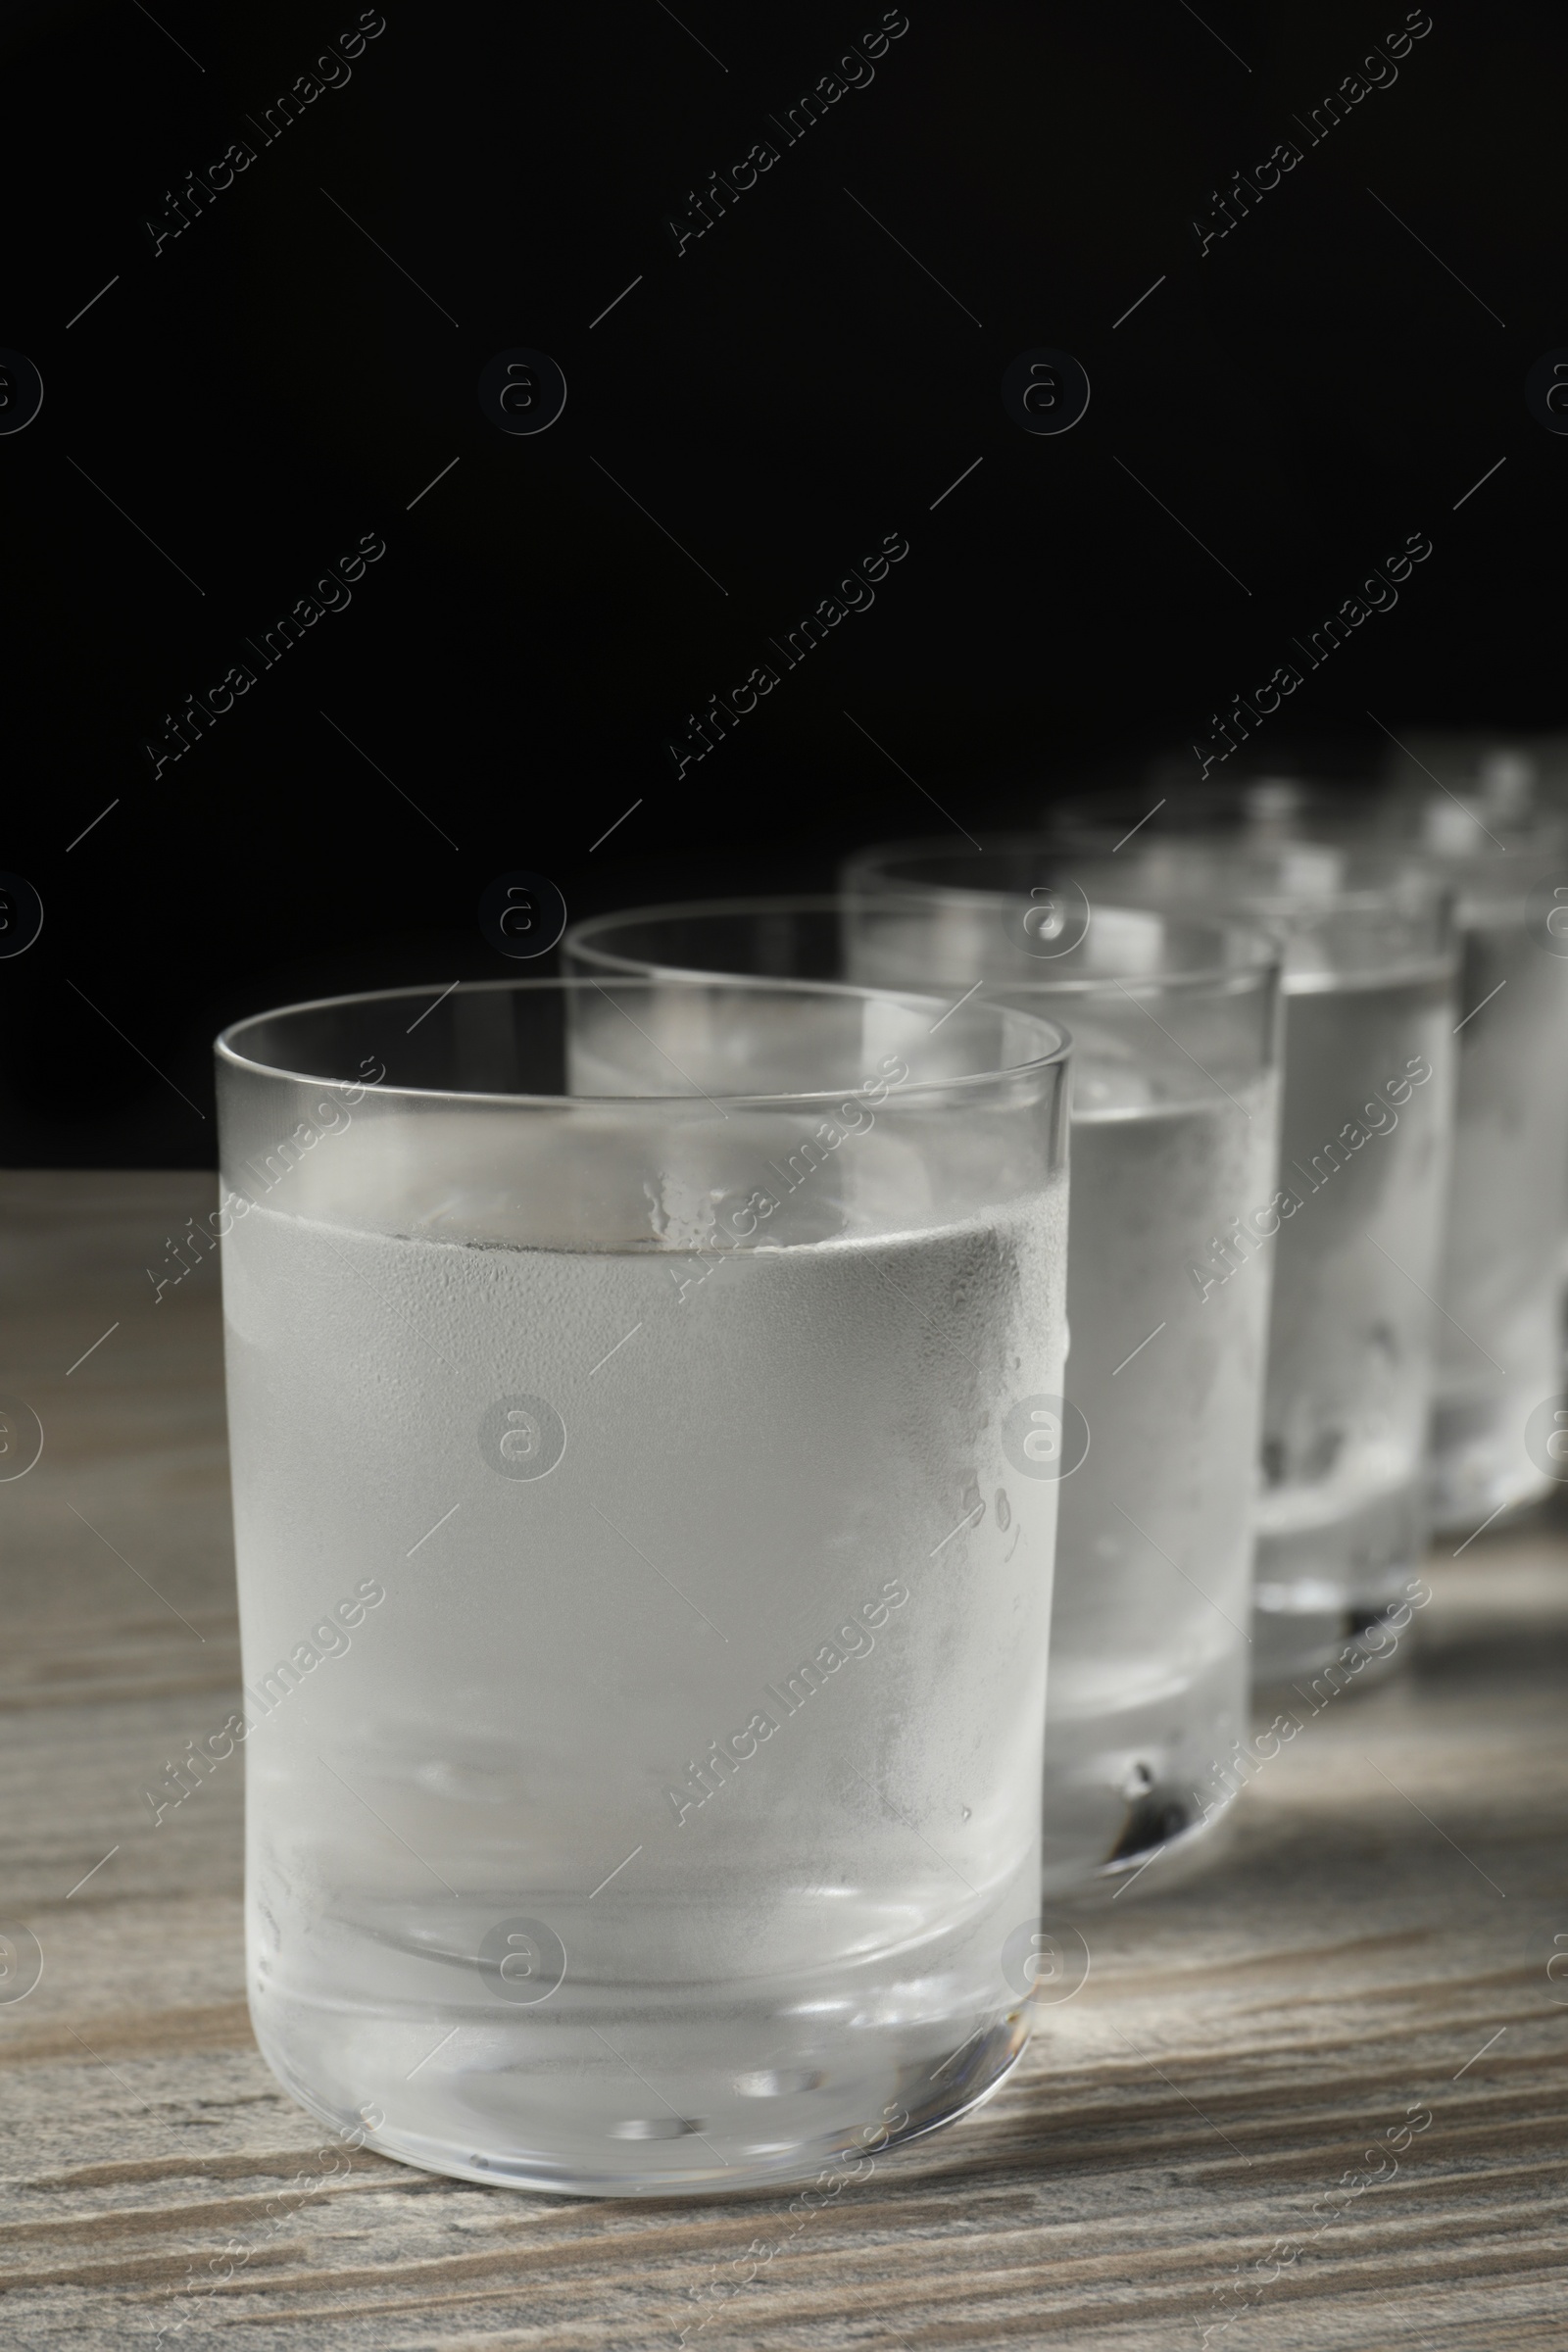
568, 887, 1281, 1899
1391, 745, 1568, 1318
1222, 777, 1568, 1532
1043, 811, 1458, 1686
1415, 807, 1568, 1525
215, 975, 1070, 2195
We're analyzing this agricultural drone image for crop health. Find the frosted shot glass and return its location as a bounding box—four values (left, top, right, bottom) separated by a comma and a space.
1378, 806, 1568, 1528
215, 976, 1070, 2196
567, 887, 1281, 1899
1044, 811, 1458, 1687
1231, 779, 1568, 1532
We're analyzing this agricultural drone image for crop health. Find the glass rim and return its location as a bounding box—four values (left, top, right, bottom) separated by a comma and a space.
1142, 766, 1565, 835
565, 888, 1283, 1001
1228, 778, 1568, 875
846, 828, 1455, 921
215, 971, 1073, 1111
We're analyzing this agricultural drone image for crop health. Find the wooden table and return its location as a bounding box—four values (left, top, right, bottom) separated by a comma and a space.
3, 1171, 1565, 2349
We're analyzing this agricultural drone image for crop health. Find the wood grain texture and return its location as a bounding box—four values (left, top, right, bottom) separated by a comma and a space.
2, 1170, 1565, 2348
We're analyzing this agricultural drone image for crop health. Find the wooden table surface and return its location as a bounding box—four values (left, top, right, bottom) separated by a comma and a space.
3, 1169, 1566, 2350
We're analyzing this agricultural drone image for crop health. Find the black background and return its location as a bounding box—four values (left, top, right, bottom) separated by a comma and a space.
1, 0, 1559, 1163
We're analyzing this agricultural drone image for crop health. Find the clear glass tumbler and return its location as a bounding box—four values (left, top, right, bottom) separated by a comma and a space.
1228, 780, 1568, 1532
567, 888, 1281, 1900
1413, 808, 1568, 1526
1043, 813, 1458, 1687
215, 976, 1070, 2195
1372, 740, 1568, 1327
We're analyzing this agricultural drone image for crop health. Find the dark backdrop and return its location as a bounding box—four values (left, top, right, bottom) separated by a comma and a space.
1, 0, 1559, 1162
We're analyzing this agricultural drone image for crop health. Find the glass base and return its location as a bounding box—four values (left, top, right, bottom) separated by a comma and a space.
1041, 1650, 1247, 1901
251, 1992, 1030, 2198
1428, 1393, 1551, 1537
1050, 1783, 1241, 1908
1251, 1473, 1423, 1688
1252, 1596, 1415, 1695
